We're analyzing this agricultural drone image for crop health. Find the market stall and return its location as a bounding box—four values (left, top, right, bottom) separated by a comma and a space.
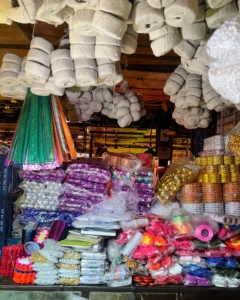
1, 1, 240, 299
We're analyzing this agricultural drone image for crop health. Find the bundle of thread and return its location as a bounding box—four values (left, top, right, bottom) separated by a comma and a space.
13, 257, 36, 284
0, 245, 24, 277
58, 251, 81, 285
31, 239, 65, 285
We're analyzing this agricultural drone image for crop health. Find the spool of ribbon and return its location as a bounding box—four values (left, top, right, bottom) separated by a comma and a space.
195, 224, 214, 242
48, 220, 67, 241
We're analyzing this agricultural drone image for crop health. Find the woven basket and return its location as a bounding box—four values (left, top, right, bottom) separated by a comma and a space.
218, 165, 230, 174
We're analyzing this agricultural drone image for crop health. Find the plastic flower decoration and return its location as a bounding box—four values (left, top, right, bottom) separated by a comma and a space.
34, 228, 50, 245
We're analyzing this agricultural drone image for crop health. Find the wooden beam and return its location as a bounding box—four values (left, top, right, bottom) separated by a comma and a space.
0, 44, 29, 49
120, 54, 180, 66
123, 70, 170, 89
16, 23, 33, 42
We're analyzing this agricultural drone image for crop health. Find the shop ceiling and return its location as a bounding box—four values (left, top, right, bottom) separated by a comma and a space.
0, 21, 182, 150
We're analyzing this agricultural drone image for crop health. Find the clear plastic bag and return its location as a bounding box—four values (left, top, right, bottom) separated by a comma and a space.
225, 122, 240, 155
102, 152, 142, 172
156, 158, 201, 204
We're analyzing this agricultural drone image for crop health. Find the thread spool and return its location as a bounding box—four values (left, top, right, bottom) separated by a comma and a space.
204, 212, 232, 224
195, 224, 214, 242
234, 156, 240, 165
200, 157, 208, 166
231, 173, 240, 183
218, 165, 230, 174
202, 174, 209, 182
207, 156, 214, 165
224, 156, 234, 165
199, 166, 207, 174
206, 166, 218, 174
196, 174, 203, 183
195, 157, 201, 165
212, 156, 224, 166
208, 174, 221, 183
120, 219, 149, 231
229, 164, 240, 173
233, 216, 240, 225
220, 173, 231, 183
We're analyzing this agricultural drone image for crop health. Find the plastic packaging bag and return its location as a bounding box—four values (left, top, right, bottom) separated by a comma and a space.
170, 209, 193, 235
102, 152, 142, 172
225, 122, 240, 155
156, 158, 201, 204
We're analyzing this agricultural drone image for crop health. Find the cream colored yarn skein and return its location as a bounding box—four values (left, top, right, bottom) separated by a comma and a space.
164, 0, 199, 27
132, 1, 164, 33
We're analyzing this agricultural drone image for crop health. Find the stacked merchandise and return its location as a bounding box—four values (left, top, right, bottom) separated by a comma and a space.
80, 250, 107, 285
103, 152, 155, 213
195, 135, 240, 216
20, 179, 64, 211
179, 183, 203, 215
110, 210, 240, 288
6, 150, 240, 289
60, 159, 111, 214
58, 250, 81, 285
31, 239, 64, 285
